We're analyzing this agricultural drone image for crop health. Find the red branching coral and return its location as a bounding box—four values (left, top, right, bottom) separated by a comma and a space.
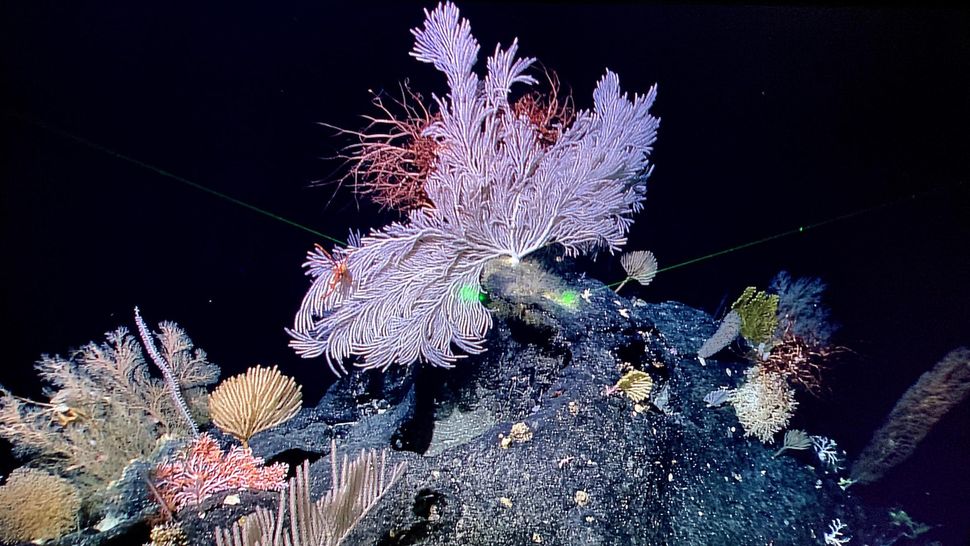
513, 70, 576, 147
334, 83, 439, 212
335, 70, 573, 214
757, 324, 847, 395
153, 434, 287, 511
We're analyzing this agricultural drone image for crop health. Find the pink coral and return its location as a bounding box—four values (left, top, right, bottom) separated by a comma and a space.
153, 434, 287, 511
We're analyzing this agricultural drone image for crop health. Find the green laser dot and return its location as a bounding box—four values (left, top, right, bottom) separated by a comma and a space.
558, 290, 579, 307
458, 285, 482, 302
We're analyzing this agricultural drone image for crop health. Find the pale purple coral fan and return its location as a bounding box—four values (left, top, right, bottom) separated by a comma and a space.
289, 3, 659, 373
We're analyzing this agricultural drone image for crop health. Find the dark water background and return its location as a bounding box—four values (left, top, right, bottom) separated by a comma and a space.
2, 2, 968, 543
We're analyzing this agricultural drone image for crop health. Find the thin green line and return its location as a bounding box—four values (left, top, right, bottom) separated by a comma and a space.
608, 180, 963, 289
7, 111, 963, 282
5, 111, 345, 246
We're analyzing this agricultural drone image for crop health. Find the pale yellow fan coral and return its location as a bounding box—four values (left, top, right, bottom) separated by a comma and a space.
209, 365, 302, 448
614, 370, 654, 403
615, 250, 658, 294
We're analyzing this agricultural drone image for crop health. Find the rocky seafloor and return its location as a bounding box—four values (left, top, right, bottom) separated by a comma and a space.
61, 254, 910, 546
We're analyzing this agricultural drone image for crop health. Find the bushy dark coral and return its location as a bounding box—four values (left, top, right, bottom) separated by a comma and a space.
769, 270, 838, 344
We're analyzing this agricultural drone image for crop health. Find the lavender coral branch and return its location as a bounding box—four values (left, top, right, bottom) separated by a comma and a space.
289, 2, 659, 373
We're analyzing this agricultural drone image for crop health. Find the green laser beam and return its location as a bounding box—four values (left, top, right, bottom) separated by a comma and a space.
605, 183, 962, 290
7, 111, 964, 285
664, 182, 963, 274
4, 111, 345, 246
659, 200, 893, 275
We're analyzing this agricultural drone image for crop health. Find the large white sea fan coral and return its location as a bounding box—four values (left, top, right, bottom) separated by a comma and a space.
289, 2, 660, 373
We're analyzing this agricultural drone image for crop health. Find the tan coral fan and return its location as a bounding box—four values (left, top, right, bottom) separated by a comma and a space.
615, 370, 654, 403
620, 250, 658, 287
0, 467, 80, 543
209, 365, 302, 448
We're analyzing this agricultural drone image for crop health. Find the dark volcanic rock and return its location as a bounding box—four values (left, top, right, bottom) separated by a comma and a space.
184, 253, 852, 546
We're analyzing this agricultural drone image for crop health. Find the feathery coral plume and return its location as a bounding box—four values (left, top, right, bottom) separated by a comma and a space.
730, 365, 797, 443
615, 250, 658, 293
